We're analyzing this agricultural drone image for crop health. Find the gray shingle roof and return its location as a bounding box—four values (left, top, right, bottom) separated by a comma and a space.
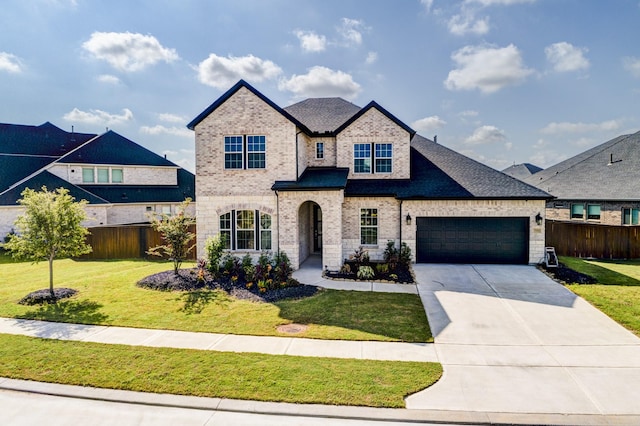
272, 168, 349, 191
0, 122, 96, 156
523, 130, 640, 200
283, 98, 362, 134
408, 135, 551, 199
502, 163, 543, 180
58, 130, 177, 167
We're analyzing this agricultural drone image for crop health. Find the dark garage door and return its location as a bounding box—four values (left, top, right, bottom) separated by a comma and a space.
416, 217, 529, 264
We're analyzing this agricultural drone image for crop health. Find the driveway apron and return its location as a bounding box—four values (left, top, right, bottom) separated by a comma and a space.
406, 264, 640, 415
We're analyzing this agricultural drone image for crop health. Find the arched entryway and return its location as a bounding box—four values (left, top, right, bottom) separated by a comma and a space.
298, 201, 322, 265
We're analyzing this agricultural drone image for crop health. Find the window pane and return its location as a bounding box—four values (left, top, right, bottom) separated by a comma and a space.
375, 158, 392, 173
220, 212, 231, 230
261, 230, 272, 250
247, 152, 265, 169
161, 205, 171, 215
361, 227, 378, 245
354, 144, 371, 173
97, 168, 109, 183
260, 213, 271, 229
111, 169, 123, 183
247, 135, 265, 152
82, 168, 94, 183
237, 210, 254, 230
316, 142, 324, 159
220, 231, 231, 249
571, 204, 584, 219
360, 208, 378, 245
224, 136, 243, 169
587, 204, 601, 220
237, 230, 255, 250
633, 209, 640, 225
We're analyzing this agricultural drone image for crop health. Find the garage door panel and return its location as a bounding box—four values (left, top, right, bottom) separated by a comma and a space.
416, 217, 529, 264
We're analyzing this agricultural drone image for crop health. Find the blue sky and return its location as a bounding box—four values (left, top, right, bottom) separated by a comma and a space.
2, 0, 640, 173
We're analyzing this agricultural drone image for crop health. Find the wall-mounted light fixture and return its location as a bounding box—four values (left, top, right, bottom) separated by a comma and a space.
406, 213, 412, 226
535, 212, 543, 226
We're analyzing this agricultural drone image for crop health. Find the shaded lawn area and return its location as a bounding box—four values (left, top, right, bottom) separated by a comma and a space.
560, 256, 640, 336
0, 333, 442, 408
0, 258, 431, 342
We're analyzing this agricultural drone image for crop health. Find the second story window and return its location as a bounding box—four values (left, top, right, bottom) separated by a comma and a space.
316, 142, 324, 159
354, 143, 371, 173
354, 143, 393, 174
82, 166, 124, 184
224, 135, 266, 170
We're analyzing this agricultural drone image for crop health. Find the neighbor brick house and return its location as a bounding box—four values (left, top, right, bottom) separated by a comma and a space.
0, 122, 195, 239
524, 131, 640, 226
189, 80, 550, 270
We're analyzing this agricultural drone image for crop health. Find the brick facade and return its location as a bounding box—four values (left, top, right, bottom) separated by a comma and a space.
546, 200, 640, 226
48, 164, 177, 186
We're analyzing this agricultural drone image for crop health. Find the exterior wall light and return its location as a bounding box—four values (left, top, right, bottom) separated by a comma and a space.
406, 213, 412, 225
535, 212, 543, 226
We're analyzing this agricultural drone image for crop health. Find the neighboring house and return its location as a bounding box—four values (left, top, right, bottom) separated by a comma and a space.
502, 163, 543, 180
188, 80, 550, 270
524, 131, 640, 226
0, 122, 195, 239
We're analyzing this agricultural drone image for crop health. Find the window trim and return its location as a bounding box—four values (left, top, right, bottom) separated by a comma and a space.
570, 204, 585, 220
360, 208, 378, 246
586, 204, 601, 221
316, 142, 324, 159
224, 135, 267, 170
219, 210, 272, 251
623, 207, 640, 225
353, 143, 393, 174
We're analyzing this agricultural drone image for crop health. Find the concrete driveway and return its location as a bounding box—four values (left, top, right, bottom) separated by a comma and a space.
406, 264, 640, 416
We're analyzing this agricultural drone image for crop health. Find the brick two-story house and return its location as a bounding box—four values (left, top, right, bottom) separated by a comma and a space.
0, 122, 195, 239
189, 80, 550, 270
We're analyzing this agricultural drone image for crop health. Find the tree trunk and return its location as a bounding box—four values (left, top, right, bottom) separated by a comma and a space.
49, 256, 54, 299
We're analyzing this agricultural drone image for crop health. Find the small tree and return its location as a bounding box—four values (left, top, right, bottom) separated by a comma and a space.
3, 186, 92, 298
147, 198, 195, 275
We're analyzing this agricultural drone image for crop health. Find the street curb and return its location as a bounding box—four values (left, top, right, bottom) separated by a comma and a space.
1, 378, 638, 425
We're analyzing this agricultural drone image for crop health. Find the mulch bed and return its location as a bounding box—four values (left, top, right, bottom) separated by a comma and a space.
19, 288, 78, 305
136, 269, 318, 303
539, 263, 597, 285
324, 261, 415, 283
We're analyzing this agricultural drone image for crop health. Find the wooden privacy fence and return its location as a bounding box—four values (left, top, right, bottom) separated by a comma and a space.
81, 224, 197, 260
546, 220, 640, 259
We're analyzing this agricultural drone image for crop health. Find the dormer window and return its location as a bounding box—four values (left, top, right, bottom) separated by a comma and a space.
82, 166, 124, 183
354, 143, 393, 174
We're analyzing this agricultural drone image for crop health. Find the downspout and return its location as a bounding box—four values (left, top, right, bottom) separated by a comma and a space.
399, 199, 403, 249
275, 190, 280, 252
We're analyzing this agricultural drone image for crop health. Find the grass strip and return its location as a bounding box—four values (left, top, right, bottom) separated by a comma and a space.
0, 333, 442, 408
560, 256, 640, 336
0, 259, 431, 342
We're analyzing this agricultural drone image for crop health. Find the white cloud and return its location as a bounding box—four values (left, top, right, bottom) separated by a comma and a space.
421, 0, 434, 12
459, 110, 479, 118
196, 53, 282, 89
294, 30, 327, 53
465, 125, 506, 144
448, 12, 490, 36
444, 44, 534, 93
337, 18, 367, 46
278, 66, 361, 100
82, 32, 179, 72
540, 119, 622, 134
96, 74, 120, 84
63, 107, 133, 125
158, 113, 187, 124
0, 52, 24, 74
623, 56, 640, 78
365, 51, 378, 65
140, 125, 191, 138
545, 42, 590, 72
411, 116, 447, 133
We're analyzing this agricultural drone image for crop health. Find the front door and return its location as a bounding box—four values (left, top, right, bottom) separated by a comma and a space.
313, 204, 323, 252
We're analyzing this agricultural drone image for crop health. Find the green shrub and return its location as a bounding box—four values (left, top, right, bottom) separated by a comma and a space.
357, 265, 375, 280
204, 234, 227, 276
399, 242, 412, 267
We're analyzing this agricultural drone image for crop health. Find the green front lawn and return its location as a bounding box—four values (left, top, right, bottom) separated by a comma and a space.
560, 256, 640, 336
0, 333, 442, 408
0, 257, 431, 342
